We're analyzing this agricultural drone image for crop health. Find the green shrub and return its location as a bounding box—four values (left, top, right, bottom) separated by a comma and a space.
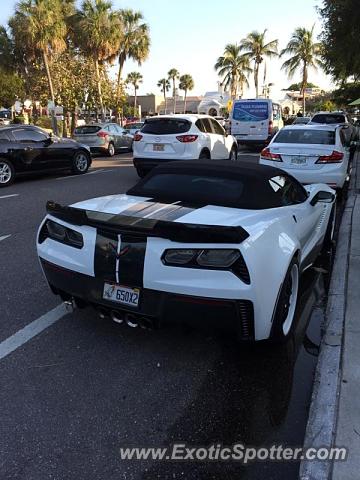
12, 116, 25, 124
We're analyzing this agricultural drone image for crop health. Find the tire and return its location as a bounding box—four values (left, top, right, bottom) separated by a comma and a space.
199, 150, 210, 160
229, 145, 237, 162
270, 258, 300, 343
72, 151, 90, 175
107, 142, 115, 157
0, 159, 15, 187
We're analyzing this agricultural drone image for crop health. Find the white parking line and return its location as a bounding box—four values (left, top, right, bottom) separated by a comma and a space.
0, 194, 19, 199
56, 168, 112, 180
0, 235, 11, 242
0, 304, 68, 361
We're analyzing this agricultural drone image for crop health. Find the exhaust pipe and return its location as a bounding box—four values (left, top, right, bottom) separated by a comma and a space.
138, 317, 154, 330
125, 314, 138, 328
111, 310, 124, 324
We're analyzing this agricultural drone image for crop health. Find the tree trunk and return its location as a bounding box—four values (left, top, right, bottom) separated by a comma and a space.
94, 58, 105, 121
42, 50, 58, 135
116, 56, 125, 101
173, 80, 176, 113
301, 64, 307, 115
163, 90, 167, 114
183, 90, 187, 114
254, 62, 259, 98
134, 86, 137, 116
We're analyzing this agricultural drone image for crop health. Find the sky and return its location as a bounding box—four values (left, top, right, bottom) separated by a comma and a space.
0, 0, 331, 101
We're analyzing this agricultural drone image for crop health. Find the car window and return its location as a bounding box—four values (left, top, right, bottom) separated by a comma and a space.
108, 124, 118, 134
311, 114, 346, 124
210, 119, 225, 135
74, 125, 101, 134
268, 175, 307, 205
232, 101, 269, 122
0, 130, 10, 142
274, 129, 335, 145
141, 118, 191, 135
201, 118, 213, 134
195, 119, 206, 133
103, 125, 110, 132
12, 128, 48, 143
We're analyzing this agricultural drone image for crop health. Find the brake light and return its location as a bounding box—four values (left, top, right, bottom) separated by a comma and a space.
133, 133, 143, 141
260, 147, 282, 161
316, 150, 344, 163
268, 120, 273, 135
176, 135, 198, 143
97, 131, 108, 138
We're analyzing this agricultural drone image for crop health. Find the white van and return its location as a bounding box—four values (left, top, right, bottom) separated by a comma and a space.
230, 99, 283, 146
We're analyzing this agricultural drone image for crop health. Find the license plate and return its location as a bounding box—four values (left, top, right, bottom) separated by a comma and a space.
291, 156, 307, 165
153, 144, 164, 151
103, 283, 140, 307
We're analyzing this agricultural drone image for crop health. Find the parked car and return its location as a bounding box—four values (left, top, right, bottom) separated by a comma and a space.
292, 116, 311, 125
73, 123, 133, 156
37, 160, 335, 342
259, 125, 351, 190
124, 121, 144, 136
308, 111, 357, 145
132, 114, 238, 177
0, 125, 91, 187
230, 98, 283, 146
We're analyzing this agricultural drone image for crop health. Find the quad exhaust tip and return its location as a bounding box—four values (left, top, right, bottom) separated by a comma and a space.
111, 310, 124, 325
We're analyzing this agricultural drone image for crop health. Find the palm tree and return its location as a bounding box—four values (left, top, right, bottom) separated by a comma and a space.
126, 71, 143, 114
179, 74, 194, 113
214, 43, 252, 99
281, 26, 322, 115
74, 0, 122, 120
168, 68, 179, 113
240, 30, 278, 98
157, 77, 170, 114
116, 9, 150, 101
9, 0, 71, 133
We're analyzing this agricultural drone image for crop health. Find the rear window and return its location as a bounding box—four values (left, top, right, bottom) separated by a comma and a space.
127, 122, 143, 129
275, 129, 335, 145
141, 118, 191, 135
74, 126, 101, 134
232, 101, 269, 122
311, 114, 346, 124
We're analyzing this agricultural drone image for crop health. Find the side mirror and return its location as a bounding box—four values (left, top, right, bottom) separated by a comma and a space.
310, 190, 335, 206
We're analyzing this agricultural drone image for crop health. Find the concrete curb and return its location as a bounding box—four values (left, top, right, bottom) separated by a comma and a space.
299, 152, 358, 480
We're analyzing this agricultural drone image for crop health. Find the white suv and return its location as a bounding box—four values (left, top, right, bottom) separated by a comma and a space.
133, 114, 238, 177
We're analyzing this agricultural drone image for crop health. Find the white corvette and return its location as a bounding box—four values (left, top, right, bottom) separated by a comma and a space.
37, 161, 336, 342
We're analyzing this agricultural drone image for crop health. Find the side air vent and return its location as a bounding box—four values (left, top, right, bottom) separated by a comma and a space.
233, 253, 251, 284
237, 300, 255, 341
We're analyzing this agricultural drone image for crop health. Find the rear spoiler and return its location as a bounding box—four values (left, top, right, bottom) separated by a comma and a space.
46, 201, 249, 244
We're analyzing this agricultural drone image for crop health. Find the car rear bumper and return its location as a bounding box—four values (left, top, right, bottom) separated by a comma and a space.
40, 258, 255, 341
234, 136, 272, 146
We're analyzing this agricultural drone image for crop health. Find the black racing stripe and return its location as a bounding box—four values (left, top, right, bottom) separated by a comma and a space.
116, 234, 147, 288
118, 199, 155, 216
94, 230, 118, 282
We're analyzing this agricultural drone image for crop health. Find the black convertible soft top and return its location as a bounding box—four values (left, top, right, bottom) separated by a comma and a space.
127, 160, 304, 210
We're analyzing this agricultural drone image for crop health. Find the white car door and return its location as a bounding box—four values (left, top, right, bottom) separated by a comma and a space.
208, 118, 229, 159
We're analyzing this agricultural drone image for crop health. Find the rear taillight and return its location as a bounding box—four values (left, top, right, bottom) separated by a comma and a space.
316, 150, 344, 163
176, 135, 198, 143
260, 147, 282, 161
133, 133, 143, 141
268, 120, 273, 135
97, 131, 108, 138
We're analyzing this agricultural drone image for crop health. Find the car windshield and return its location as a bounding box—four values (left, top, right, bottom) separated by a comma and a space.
293, 117, 310, 124
141, 118, 191, 135
275, 129, 335, 145
74, 125, 101, 134
311, 114, 346, 124
127, 123, 143, 129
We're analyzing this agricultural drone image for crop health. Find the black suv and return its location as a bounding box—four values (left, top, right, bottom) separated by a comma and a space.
0, 125, 92, 187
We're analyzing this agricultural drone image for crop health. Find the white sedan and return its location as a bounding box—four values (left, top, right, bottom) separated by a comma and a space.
259, 125, 351, 189
37, 161, 335, 343
132, 114, 238, 177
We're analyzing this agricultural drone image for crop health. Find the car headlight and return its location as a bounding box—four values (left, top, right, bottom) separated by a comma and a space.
38, 220, 84, 249
162, 248, 250, 284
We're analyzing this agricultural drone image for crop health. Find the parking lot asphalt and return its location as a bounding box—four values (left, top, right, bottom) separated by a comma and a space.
0, 150, 334, 479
